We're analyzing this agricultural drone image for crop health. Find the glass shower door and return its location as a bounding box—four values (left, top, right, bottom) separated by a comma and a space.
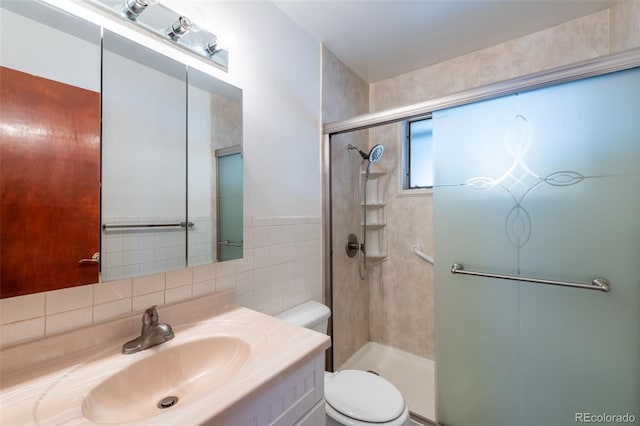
433, 67, 640, 425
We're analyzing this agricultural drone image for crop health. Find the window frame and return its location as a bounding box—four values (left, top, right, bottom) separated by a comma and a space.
400, 116, 434, 196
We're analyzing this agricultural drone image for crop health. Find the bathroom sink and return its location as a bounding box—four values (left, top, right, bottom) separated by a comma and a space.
81, 336, 251, 424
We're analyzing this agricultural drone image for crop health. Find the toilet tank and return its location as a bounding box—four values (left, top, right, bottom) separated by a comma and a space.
276, 301, 331, 334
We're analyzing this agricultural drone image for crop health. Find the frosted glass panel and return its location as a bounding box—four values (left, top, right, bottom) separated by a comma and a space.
434, 67, 640, 425
217, 153, 243, 261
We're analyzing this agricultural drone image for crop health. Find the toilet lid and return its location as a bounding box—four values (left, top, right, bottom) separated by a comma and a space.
325, 370, 405, 423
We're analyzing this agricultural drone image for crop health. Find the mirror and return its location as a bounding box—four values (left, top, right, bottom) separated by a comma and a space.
101, 30, 188, 281
0, 1, 243, 298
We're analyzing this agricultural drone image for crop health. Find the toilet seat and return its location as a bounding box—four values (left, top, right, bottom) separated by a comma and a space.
325, 370, 406, 423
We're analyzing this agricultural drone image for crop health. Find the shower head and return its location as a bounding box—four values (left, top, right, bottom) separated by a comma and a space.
368, 144, 383, 164
347, 144, 384, 163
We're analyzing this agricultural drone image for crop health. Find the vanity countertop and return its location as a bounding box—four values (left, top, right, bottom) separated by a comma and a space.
0, 292, 330, 425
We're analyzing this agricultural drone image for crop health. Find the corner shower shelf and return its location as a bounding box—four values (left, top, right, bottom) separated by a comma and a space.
361, 169, 387, 179
366, 253, 387, 263
363, 223, 386, 229
360, 165, 387, 268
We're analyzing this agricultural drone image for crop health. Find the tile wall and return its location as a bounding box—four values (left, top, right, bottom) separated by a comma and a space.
0, 216, 322, 348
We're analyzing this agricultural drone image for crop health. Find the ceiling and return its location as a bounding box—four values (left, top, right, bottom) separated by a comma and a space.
273, 0, 612, 83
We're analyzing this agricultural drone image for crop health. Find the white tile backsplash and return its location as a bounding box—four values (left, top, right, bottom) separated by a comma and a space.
93, 279, 132, 305
165, 268, 193, 289
192, 280, 216, 297
93, 298, 132, 323
254, 227, 271, 247
0, 216, 322, 348
165, 285, 193, 305
132, 291, 165, 311
0, 317, 45, 347
0, 293, 45, 324
243, 226, 255, 249
253, 217, 274, 227
193, 263, 216, 283
216, 275, 236, 291
236, 249, 254, 273
236, 271, 255, 295
253, 247, 270, 269
216, 260, 237, 278
46, 307, 93, 335
132, 273, 165, 296
253, 267, 270, 289
46, 286, 93, 315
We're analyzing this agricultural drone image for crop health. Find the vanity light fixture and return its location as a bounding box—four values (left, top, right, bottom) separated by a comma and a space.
205, 37, 221, 56
89, 0, 229, 70
166, 15, 191, 40
121, 0, 149, 20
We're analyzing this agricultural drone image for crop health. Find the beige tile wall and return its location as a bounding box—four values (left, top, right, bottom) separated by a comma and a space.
322, 46, 371, 368
369, 10, 611, 112
610, 0, 640, 53
367, 122, 435, 359
366, 4, 640, 360
0, 216, 321, 348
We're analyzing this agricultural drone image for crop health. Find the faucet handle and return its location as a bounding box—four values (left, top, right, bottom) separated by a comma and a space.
142, 305, 159, 325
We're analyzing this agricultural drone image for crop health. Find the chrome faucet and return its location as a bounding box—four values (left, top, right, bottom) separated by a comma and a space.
122, 305, 174, 354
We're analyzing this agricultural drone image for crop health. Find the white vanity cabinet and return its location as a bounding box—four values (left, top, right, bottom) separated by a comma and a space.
216, 353, 326, 426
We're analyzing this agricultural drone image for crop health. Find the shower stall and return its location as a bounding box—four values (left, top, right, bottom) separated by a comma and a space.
327, 122, 437, 422
323, 49, 640, 425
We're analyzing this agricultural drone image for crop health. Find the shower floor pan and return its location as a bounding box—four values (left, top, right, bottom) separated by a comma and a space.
338, 341, 435, 422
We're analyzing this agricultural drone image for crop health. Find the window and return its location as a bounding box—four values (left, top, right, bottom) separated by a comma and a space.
403, 117, 434, 190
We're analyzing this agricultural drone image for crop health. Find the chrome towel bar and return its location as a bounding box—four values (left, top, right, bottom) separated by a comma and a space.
450, 263, 610, 292
103, 222, 194, 230
217, 240, 243, 247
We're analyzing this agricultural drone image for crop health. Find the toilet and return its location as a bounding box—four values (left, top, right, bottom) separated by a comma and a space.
276, 301, 411, 426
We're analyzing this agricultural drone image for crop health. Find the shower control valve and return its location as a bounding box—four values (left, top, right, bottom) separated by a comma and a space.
346, 234, 359, 258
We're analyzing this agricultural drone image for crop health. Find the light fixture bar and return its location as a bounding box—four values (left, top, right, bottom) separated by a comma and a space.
121, 0, 148, 20
166, 15, 191, 40
88, 0, 229, 71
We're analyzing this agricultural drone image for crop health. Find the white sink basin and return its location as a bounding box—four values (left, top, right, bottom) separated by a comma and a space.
81, 336, 250, 424
1, 301, 330, 425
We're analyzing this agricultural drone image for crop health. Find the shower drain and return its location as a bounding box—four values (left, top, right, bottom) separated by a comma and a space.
157, 396, 179, 409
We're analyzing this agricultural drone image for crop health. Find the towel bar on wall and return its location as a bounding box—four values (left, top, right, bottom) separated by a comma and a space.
450, 263, 610, 292
102, 222, 195, 230
218, 240, 243, 247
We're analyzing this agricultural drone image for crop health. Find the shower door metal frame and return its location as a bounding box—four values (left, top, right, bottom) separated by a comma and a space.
321, 47, 640, 371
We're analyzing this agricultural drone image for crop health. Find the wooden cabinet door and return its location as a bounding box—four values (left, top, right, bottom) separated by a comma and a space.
1, 66, 100, 298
